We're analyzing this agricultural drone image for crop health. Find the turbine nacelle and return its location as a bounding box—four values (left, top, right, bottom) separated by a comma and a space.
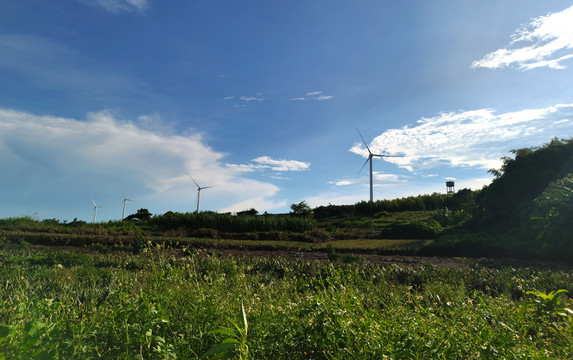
187, 173, 216, 213
92, 199, 101, 223
121, 193, 134, 220
355, 129, 401, 202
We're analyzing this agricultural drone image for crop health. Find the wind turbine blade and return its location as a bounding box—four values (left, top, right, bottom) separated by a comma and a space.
186, 172, 201, 189
359, 157, 370, 174
372, 154, 402, 158
201, 185, 217, 190
356, 129, 372, 155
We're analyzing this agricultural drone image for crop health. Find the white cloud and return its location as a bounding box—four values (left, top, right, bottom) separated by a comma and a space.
0, 108, 284, 220
224, 96, 234, 100
330, 179, 357, 186
472, 5, 573, 70
240, 95, 264, 102
253, 156, 310, 171
350, 103, 573, 172
373, 173, 403, 184
90, 0, 148, 13
227, 156, 310, 173
287, 91, 334, 102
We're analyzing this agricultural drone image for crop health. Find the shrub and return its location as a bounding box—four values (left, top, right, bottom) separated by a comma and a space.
380, 220, 442, 239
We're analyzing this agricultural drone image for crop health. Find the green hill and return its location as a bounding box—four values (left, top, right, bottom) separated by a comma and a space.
435, 137, 573, 260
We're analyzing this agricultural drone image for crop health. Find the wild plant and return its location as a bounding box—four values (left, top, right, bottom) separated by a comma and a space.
201, 301, 249, 360
526, 289, 573, 320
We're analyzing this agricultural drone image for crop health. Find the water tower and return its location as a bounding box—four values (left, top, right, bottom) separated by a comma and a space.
446, 181, 455, 194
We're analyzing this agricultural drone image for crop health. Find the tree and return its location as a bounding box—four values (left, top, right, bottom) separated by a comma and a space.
236, 208, 258, 216
125, 208, 152, 222
290, 201, 312, 216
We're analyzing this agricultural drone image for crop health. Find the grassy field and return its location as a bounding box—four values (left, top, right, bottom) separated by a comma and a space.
1, 240, 572, 359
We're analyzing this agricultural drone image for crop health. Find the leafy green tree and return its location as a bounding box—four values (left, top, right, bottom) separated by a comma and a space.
290, 201, 312, 216
236, 208, 258, 216
530, 174, 573, 256
476, 137, 573, 224
125, 208, 152, 222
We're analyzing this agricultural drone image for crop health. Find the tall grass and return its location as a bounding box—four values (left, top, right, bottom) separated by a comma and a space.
0, 244, 572, 359
0, 212, 317, 235
150, 212, 316, 233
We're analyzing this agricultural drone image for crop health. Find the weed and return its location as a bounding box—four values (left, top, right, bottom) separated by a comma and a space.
526, 289, 573, 319
201, 301, 249, 360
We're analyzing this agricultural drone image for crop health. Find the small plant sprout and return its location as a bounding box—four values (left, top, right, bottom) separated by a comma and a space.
200, 301, 249, 360
526, 289, 573, 319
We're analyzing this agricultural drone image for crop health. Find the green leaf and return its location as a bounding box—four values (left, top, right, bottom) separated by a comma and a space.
221, 337, 239, 344
549, 289, 568, 299
0, 325, 14, 339
241, 301, 248, 333
24, 321, 46, 337
526, 290, 549, 300
35, 349, 57, 360
210, 327, 236, 337
199, 342, 237, 359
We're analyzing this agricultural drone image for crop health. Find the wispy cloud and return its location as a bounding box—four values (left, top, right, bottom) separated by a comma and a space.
330, 179, 358, 186
227, 156, 310, 173
288, 91, 334, 101
331, 173, 405, 187
240, 95, 264, 102
472, 5, 573, 70
350, 103, 573, 172
85, 0, 149, 13
0, 108, 285, 219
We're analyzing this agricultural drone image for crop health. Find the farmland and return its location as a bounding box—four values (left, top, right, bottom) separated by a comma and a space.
1, 238, 572, 359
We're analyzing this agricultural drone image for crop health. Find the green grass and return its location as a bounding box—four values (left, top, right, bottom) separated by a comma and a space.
319, 239, 431, 252
0, 243, 572, 359
0, 230, 433, 254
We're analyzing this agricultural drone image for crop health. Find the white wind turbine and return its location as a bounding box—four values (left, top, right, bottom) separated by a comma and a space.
356, 129, 400, 202
121, 193, 134, 220
187, 173, 216, 213
92, 199, 100, 223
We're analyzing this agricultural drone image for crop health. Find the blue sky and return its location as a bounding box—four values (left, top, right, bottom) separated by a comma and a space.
1, 1, 573, 221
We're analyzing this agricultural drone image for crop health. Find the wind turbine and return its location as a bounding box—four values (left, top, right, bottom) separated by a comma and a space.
187, 173, 215, 213
121, 193, 134, 220
92, 199, 100, 223
356, 129, 400, 202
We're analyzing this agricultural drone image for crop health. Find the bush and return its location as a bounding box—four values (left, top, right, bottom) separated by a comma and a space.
380, 220, 442, 239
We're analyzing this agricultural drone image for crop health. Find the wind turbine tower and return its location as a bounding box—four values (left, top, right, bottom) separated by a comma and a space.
356, 129, 400, 202
121, 193, 133, 220
187, 174, 215, 213
92, 199, 100, 223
